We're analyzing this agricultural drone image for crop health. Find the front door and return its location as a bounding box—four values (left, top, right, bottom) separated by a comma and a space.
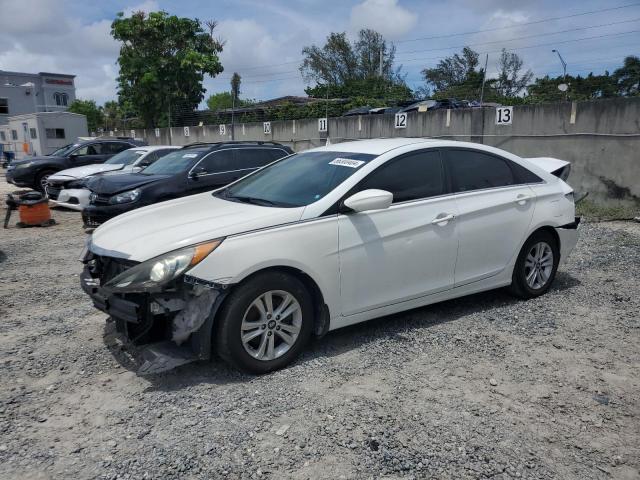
442, 148, 536, 286
338, 149, 458, 316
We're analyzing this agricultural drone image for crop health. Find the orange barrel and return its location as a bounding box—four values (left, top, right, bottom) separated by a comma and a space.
18, 201, 51, 225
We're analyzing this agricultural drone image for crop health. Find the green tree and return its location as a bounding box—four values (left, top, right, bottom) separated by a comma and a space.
421, 47, 480, 94
526, 73, 618, 103
300, 29, 411, 104
495, 48, 533, 97
231, 72, 241, 104
102, 100, 122, 131
67, 99, 104, 133
613, 55, 640, 96
111, 10, 224, 128
206, 91, 253, 112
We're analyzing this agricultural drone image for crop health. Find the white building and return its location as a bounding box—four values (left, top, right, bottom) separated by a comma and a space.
0, 112, 88, 159
0, 70, 77, 126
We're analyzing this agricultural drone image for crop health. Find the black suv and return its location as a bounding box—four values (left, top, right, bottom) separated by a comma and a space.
82, 141, 293, 227
6, 137, 147, 192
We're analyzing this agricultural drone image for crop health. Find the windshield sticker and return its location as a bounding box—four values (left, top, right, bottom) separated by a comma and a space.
329, 158, 365, 168
182, 153, 198, 158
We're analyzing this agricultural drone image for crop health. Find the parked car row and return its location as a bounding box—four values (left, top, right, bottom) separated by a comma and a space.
5, 137, 146, 191
6, 138, 294, 228
78, 137, 580, 375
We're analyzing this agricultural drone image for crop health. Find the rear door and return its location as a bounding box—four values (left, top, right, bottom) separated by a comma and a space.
443, 148, 536, 286
338, 149, 459, 316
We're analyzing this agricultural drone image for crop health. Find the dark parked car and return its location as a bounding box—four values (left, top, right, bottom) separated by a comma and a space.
5, 138, 147, 192
400, 98, 465, 113
82, 141, 293, 228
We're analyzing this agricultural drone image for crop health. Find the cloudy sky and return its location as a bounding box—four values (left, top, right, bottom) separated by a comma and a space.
0, 0, 638, 105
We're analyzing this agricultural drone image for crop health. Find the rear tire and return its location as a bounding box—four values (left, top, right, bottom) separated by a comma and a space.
508, 230, 559, 299
215, 271, 313, 373
36, 169, 56, 193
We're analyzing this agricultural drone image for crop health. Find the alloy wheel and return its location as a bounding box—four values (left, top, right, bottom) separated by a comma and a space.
524, 242, 554, 289
241, 290, 302, 361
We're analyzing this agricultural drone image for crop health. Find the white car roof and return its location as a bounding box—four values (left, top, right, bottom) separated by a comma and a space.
310, 138, 441, 155
130, 145, 180, 153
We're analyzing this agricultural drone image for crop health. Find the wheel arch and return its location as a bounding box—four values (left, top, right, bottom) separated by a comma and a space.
528, 225, 561, 250
219, 265, 331, 338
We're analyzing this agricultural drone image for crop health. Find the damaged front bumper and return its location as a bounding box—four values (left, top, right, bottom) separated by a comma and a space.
80, 265, 230, 374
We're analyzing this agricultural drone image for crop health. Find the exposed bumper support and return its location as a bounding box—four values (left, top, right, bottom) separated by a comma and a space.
81, 266, 231, 374
556, 216, 581, 265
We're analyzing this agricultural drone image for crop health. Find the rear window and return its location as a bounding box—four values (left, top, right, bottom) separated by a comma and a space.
446, 150, 515, 192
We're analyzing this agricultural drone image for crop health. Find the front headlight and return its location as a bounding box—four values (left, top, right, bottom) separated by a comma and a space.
67, 179, 86, 189
109, 188, 141, 204
104, 239, 223, 292
15, 162, 33, 170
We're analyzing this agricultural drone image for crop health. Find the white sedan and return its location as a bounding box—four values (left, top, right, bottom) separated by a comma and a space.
81, 138, 579, 374
46, 146, 179, 210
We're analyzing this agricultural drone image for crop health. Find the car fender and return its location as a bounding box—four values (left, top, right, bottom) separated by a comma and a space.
186, 215, 341, 321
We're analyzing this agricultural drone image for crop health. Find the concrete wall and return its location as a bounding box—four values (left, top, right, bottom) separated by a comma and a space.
135, 97, 640, 207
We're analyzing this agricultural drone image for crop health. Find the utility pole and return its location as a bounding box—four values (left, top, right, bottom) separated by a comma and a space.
552, 49, 568, 101
479, 53, 489, 106
379, 47, 384, 77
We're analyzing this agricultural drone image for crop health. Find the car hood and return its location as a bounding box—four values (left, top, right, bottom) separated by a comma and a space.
86, 173, 168, 195
90, 192, 305, 261
48, 164, 124, 181
10, 155, 63, 167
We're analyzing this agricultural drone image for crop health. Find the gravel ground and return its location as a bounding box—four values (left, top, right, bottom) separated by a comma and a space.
0, 173, 639, 480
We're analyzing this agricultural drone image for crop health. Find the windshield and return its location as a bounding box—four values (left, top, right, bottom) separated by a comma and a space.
218, 151, 376, 207
51, 144, 78, 156
104, 149, 145, 166
141, 148, 208, 175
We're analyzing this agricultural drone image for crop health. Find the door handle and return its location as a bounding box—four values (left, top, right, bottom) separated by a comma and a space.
515, 194, 534, 205
431, 213, 455, 225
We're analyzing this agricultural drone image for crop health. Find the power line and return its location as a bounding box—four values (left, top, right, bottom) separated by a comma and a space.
395, 2, 640, 43
215, 2, 640, 72
395, 18, 640, 57
209, 23, 639, 82
398, 30, 640, 64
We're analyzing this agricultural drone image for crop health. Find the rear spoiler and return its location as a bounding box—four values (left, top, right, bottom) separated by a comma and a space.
526, 157, 571, 181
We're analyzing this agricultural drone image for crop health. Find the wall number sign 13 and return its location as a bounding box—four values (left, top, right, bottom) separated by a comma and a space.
496, 106, 513, 125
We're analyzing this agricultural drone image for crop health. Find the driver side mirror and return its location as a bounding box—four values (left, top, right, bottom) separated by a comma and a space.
189, 167, 207, 179
343, 189, 393, 213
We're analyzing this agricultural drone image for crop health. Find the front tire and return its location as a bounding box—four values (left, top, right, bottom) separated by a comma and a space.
508, 230, 559, 299
36, 169, 56, 193
215, 272, 314, 373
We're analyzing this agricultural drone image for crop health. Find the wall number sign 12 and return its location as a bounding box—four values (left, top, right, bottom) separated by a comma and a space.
496, 106, 513, 125
394, 112, 407, 129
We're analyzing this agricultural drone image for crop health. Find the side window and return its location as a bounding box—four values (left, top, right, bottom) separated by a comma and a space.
267, 149, 289, 162
358, 150, 445, 203
0, 98, 8, 114
195, 150, 234, 174
139, 151, 158, 166
104, 142, 130, 154
45, 128, 65, 139
74, 143, 103, 156
236, 149, 278, 170
446, 150, 515, 192
30, 128, 37, 139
